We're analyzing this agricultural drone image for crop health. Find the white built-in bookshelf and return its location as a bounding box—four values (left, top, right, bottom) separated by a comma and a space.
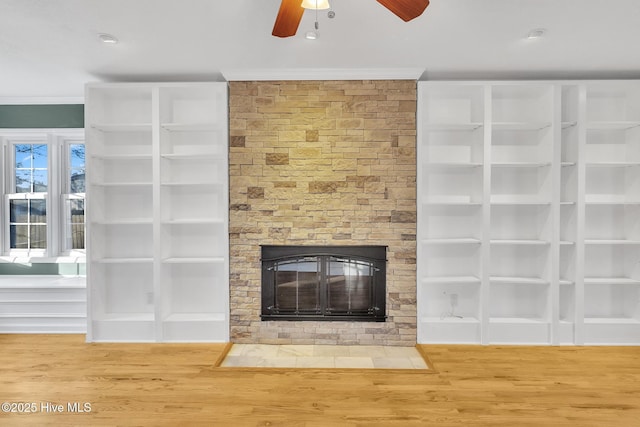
582, 83, 640, 345
417, 81, 640, 345
85, 83, 229, 342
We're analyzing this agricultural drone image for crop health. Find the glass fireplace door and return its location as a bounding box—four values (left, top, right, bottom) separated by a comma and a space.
274, 257, 321, 314
262, 245, 386, 321
327, 257, 374, 315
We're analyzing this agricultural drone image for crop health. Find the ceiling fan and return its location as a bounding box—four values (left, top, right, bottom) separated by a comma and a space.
272, 0, 430, 38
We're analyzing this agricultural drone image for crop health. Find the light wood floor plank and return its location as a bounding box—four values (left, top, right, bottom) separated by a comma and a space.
0, 335, 639, 426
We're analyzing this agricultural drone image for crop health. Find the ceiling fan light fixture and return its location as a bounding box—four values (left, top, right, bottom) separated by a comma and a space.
301, 0, 330, 10
305, 31, 318, 40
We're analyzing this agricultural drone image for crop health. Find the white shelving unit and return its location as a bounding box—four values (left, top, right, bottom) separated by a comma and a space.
489, 84, 555, 344
86, 82, 229, 342
583, 82, 640, 344
418, 80, 640, 345
417, 84, 485, 344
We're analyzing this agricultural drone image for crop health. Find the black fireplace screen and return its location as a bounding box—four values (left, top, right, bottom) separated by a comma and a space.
261, 245, 387, 321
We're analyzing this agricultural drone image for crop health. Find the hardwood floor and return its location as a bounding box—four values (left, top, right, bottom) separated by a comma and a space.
1, 335, 639, 426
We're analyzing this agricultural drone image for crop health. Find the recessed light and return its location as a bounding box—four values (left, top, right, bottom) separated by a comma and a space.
305, 31, 318, 40
98, 33, 118, 44
526, 28, 546, 39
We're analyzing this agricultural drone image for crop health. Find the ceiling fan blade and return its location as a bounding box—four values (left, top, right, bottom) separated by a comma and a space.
272, 0, 305, 37
376, 0, 430, 22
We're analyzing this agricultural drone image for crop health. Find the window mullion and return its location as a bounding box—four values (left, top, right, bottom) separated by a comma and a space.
47, 134, 56, 257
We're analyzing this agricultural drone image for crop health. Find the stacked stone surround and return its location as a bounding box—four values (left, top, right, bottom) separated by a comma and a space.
228, 80, 417, 346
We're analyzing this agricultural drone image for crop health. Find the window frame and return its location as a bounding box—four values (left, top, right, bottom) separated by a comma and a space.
0, 129, 85, 261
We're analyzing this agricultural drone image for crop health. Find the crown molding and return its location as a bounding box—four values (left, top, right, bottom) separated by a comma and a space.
221, 68, 425, 82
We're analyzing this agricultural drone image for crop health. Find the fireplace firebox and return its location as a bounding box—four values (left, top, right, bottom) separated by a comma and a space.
261, 245, 387, 322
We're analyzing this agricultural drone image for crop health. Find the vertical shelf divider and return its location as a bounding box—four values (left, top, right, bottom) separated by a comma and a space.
416, 83, 425, 343
152, 87, 163, 342
85, 88, 95, 343
550, 85, 562, 345
481, 84, 492, 345
575, 84, 587, 345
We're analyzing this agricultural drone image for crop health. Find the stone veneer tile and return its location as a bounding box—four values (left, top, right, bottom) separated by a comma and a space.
230, 135, 246, 147
306, 129, 319, 142
265, 152, 289, 165
309, 181, 344, 194
247, 187, 264, 199
228, 80, 416, 346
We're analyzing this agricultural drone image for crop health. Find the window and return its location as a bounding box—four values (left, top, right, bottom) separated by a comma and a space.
9, 144, 48, 251
1, 130, 85, 258
63, 143, 86, 251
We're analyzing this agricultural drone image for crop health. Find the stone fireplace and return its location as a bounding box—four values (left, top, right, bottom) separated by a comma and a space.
229, 80, 417, 346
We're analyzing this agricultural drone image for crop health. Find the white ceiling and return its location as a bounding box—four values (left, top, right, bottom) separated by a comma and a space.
1, 0, 640, 98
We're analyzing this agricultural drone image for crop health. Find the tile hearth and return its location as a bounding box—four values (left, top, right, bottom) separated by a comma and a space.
220, 344, 429, 369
